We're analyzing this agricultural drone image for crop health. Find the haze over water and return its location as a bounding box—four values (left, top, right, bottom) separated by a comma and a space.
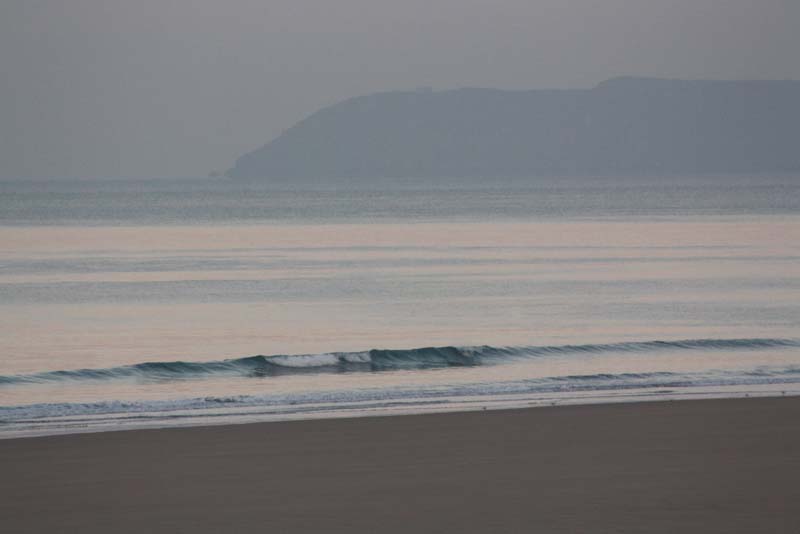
1, 176, 799, 437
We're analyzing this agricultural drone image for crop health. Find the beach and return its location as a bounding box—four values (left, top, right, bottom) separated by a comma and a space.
2, 396, 798, 533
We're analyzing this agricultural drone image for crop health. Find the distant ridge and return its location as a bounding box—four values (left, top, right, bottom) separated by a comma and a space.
226, 78, 800, 183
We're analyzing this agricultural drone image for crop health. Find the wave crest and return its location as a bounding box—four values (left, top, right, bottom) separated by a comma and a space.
1, 338, 797, 387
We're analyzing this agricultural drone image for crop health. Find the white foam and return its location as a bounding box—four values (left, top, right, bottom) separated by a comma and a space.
339, 351, 372, 364
266, 353, 342, 368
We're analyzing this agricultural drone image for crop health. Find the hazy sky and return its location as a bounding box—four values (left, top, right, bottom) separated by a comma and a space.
1, 0, 799, 179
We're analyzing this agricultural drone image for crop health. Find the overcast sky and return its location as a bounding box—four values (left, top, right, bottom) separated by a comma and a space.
1, 0, 799, 179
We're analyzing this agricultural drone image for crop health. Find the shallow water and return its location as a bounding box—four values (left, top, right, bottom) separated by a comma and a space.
1, 177, 799, 437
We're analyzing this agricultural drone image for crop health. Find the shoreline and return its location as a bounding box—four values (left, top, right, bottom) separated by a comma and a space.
2, 396, 799, 533
3, 384, 799, 441
3, 386, 799, 441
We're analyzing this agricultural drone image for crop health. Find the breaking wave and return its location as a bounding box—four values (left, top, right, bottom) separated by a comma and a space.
1, 338, 797, 386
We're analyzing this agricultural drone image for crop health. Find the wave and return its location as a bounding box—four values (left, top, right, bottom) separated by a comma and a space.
3, 364, 800, 425
1, 337, 797, 387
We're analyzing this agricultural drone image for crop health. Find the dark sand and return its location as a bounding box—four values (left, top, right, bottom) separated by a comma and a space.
2, 397, 799, 533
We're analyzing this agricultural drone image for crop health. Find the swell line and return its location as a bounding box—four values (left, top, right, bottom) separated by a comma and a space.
1, 338, 797, 387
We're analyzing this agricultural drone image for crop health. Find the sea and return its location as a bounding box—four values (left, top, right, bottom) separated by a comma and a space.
1, 175, 799, 438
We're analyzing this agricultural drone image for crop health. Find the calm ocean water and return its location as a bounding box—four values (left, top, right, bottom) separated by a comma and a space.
1, 176, 799, 437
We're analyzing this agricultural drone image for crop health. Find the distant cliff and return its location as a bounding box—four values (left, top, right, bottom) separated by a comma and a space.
226, 78, 800, 182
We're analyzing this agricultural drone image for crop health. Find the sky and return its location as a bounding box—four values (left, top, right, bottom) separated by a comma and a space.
1, 0, 799, 179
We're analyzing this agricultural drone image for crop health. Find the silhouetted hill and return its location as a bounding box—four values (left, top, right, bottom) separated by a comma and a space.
227, 78, 800, 182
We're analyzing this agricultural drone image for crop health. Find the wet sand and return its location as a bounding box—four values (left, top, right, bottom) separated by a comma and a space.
2, 397, 799, 533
